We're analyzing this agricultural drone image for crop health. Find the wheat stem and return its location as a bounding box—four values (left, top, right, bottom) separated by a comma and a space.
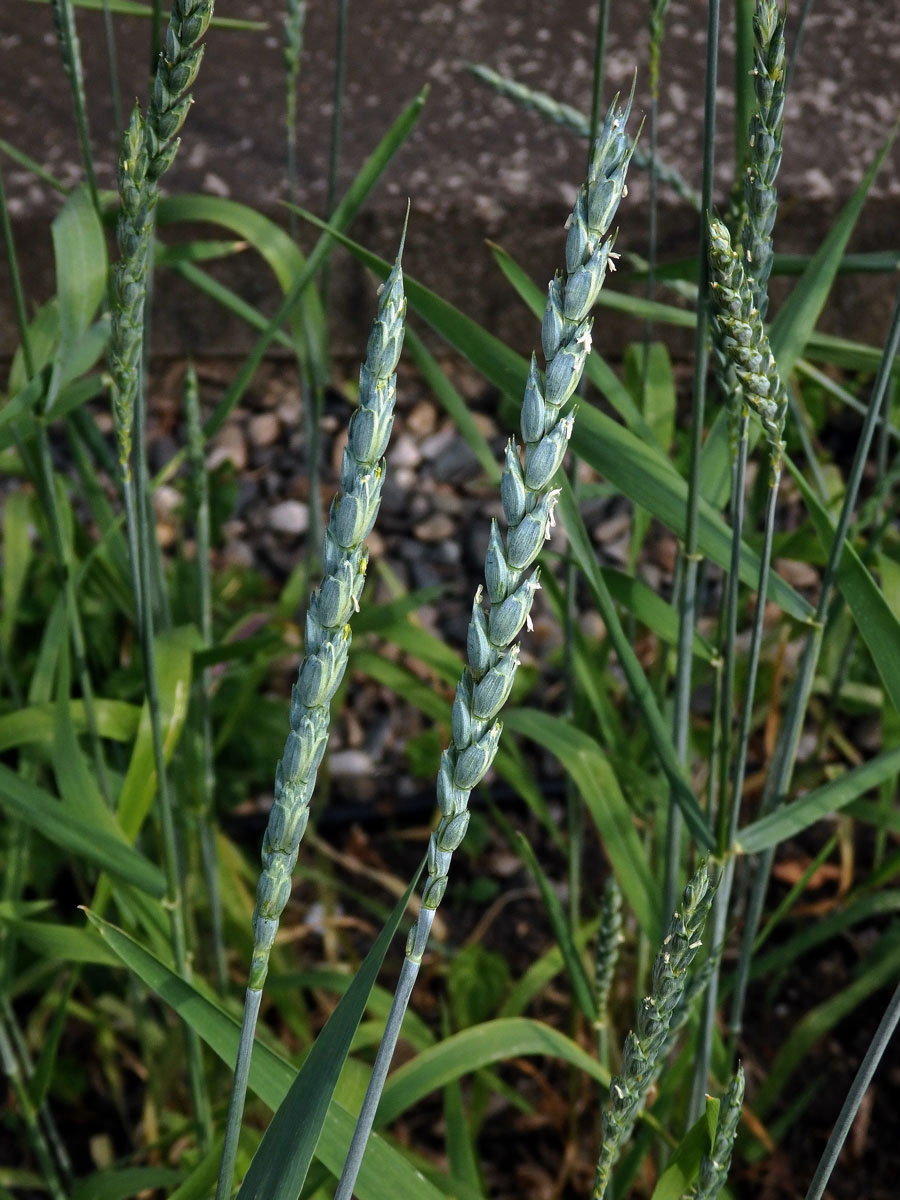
665, 0, 720, 921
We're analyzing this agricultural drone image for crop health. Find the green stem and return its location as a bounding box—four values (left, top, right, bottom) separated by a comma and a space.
665, 0, 720, 919
216, 986, 262, 1200
101, 0, 123, 135
320, 0, 349, 310
804, 979, 900, 1200
0, 1013, 67, 1200
729, 282, 900, 1045
132, 364, 212, 1150
784, 0, 815, 93
49, 0, 101, 217
34, 425, 111, 804
334, 913, 434, 1200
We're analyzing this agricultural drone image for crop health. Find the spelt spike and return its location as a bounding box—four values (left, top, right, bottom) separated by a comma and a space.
741, 0, 785, 320
687, 1063, 745, 1199
592, 863, 719, 1200
595, 875, 623, 1029
248, 235, 407, 991
403, 93, 634, 964
708, 218, 787, 479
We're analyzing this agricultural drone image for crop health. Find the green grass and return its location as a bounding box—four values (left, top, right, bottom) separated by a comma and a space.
1, 1, 900, 1197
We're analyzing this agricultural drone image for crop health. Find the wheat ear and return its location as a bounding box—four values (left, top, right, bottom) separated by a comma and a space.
742, 0, 785, 319
594, 875, 623, 1062
592, 864, 718, 1200
708, 218, 786, 478
689, 1064, 745, 1200
334, 92, 635, 1200
215, 227, 407, 1200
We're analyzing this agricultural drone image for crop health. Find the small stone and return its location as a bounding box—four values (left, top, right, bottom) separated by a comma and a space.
329, 749, 374, 779
269, 500, 309, 535
414, 512, 455, 542
249, 411, 281, 448
420, 427, 456, 461
208, 423, 247, 472
390, 434, 422, 469
407, 400, 437, 437
776, 558, 819, 589
277, 394, 303, 426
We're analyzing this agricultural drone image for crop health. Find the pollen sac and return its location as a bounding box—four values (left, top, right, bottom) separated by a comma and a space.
484, 519, 510, 605
541, 275, 566, 361
453, 721, 501, 790
543, 325, 590, 409
501, 441, 527, 527
438, 810, 471, 853
472, 644, 520, 720
488, 571, 540, 646
521, 356, 546, 445
451, 675, 474, 750
524, 415, 573, 492
466, 590, 492, 679
437, 749, 469, 817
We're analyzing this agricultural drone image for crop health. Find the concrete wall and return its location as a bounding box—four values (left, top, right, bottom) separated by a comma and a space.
2, 0, 899, 361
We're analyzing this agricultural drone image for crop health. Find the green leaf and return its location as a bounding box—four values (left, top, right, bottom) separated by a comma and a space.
753, 929, 900, 1119
624, 342, 676, 452
737, 745, 900, 854
0, 700, 139, 753
1, 490, 33, 654
49, 184, 106, 407
556, 481, 714, 852
0, 918, 118, 966
23, 0, 264, 28
789, 459, 900, 721
237, 866, 423, 1199
85, 911, 447, 1200
117, 626, 200, 841
0, 766, 165, 897
404, 327, 501, 483
650, 1096, 719, 1200
769, 129, 898, 382
502, 708, 661, 936
70, 1168, 184, 1200
514, 830, 597, 1021
375, 1018, 611, 1127
304, 218, 811, 625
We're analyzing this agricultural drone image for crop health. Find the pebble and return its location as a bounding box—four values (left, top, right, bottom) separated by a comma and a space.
414, 512, 455, 542
208, 423, 247, 472
329, 749, 374, 779
249, 412, 281, 448
407, 400, 438, 438
269, 500, 309, 535
420, 427, 456, 461
389, 434, 422, 470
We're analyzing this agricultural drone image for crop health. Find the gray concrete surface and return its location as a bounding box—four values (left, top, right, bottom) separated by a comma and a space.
2, 0, 899, 363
